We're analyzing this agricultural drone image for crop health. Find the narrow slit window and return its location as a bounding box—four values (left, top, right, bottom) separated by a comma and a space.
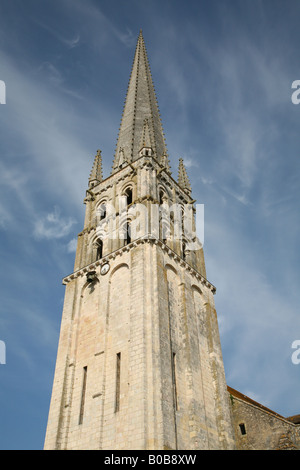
124, 222, 131, 245
79, 366, 87, 425
96, 239, 103, 260
239, 423, 246, 435
160, 220, 167, 243
182, 242, 186, 261
172, 352, 178, 411
115, 353, 121, 412
125, 188, 133, 206
99, 204, 106, 221
159, 190, 165, 205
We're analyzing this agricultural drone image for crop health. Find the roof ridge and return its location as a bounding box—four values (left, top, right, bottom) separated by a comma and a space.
228, 386, 285, 419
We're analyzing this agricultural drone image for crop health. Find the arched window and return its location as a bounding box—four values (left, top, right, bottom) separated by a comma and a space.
120, 220, 131, 246
96, 239, 103, 260
159, 189, 166, 205
99, 204, 106, 221
124, 187, 133, 206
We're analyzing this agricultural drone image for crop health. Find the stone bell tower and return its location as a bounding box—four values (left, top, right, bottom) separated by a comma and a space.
44, 31, 235, 450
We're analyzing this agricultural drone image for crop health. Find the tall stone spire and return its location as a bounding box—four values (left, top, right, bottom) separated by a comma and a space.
178, 157, 192, 194
89, 149, 103, 187
112, 30, 168, 172
44, 30, 238, 453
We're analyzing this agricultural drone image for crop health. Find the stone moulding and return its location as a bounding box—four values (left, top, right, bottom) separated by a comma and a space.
62, 235, 216, 294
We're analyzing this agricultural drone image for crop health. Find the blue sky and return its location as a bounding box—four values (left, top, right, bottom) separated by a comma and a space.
0, 0, 299, 449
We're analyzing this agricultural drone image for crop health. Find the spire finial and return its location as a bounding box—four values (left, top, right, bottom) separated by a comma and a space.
178, 158, 192, 194
89, 149, 103, 187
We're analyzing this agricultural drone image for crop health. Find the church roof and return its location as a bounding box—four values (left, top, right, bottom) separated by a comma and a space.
286, 414, 300, 424
112, 30, 168, 172
228, 386, 285, 419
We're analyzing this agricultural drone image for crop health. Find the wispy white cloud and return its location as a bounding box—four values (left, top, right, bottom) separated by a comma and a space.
181, 156, 198, 169
32, 18, 81, 49
33, 206, 76, 240
117, 27, 135, 48
0, 0, 299, 435
55, 0, 136, 49
0, 48, 104, 212
218, 184, 253, 207
36, 61, 85, 100
180, 24, 294, 204
67, 237, 77, 253
204, 202, 299, 414
1, 300, 59, 372
0, 202, 12, 228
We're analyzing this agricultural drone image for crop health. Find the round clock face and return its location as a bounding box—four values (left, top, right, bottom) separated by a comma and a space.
100, 263, 110, 275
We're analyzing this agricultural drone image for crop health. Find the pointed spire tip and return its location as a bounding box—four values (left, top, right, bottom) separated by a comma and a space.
112, 27, 168, 173
178, 157, 192, 194
89, 148, 103, 185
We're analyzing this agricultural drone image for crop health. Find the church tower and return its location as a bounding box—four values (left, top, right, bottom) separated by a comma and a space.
44, 31, 235, 450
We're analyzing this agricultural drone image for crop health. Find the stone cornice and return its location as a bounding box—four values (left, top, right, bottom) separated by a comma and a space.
62, 235, 216, 294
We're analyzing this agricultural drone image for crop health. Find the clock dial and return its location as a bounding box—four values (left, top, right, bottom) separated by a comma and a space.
100, 263, 110, 275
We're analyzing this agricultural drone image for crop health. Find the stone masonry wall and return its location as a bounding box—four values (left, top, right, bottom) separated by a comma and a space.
229, 391, 300, 450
